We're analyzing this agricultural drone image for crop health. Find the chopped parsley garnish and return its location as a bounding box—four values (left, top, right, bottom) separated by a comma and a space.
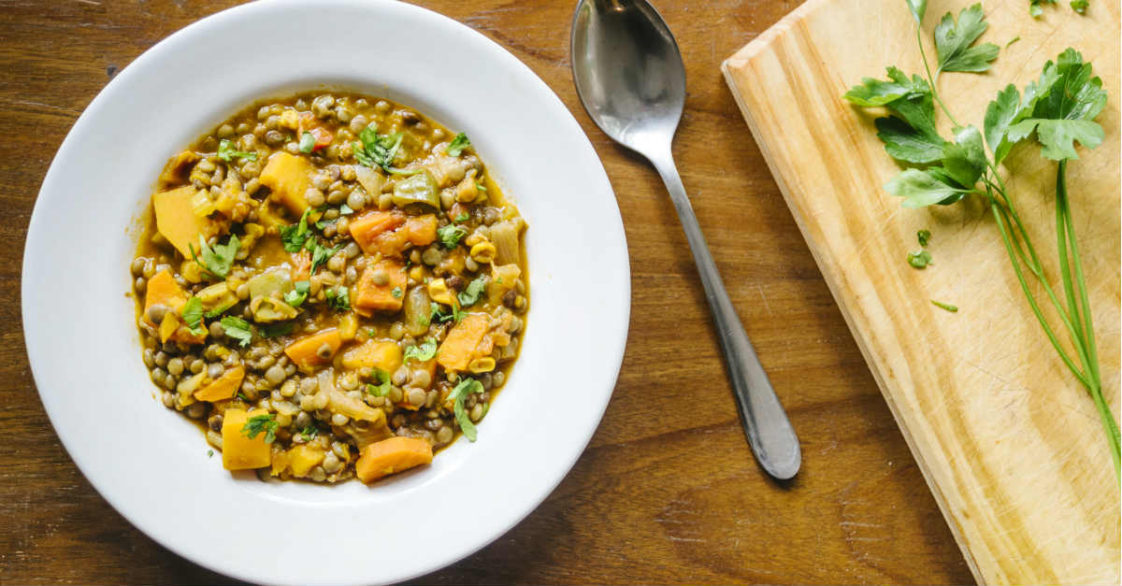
310, 242, 341, 274
454, 213, 470, 224
300, 425, 319, 441
907, 250, 933, 269
917, 229, 931, 247
436, 224, 467, 249
189, 234, 239, 279
339, 203, 354, 215
325, 286, 351, 312
241, 414, 278, 444
446, 132, 471, 157
402, 340, 437, 364
475, 182, 487, 192
429, 301, 463, 324
207, 449, 214, 458
354, 124, 405, 172
280, 209, 312, 252
448, 377, 485, 441
931, 300, 959, 313
391, 286, 403, 299
457, 276, 486, 307
217, 139, 257, 162
365, 369, 392, 397
284, 280, 311, 308
220, 316, 253, 347
299, 131, 315, 154
204, 300, 236, 319
181, 296, 205, 335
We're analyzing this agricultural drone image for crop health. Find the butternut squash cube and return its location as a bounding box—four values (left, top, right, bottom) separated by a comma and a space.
194, 365, 245, 402
152, 186, 207, 257
288, 445, 325, 477
221, 408, 272, 470
259, 152, 313, 215
284, 328, 343, 371
437, 313, 489, 371
355, 436, 433, 483
341, 340, 403, 374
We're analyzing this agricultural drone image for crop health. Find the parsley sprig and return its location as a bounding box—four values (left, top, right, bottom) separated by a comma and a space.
845, 1, 1118, 478
189, 234, 240, 279
448, 377, 485, 441
241, 414, 279, 444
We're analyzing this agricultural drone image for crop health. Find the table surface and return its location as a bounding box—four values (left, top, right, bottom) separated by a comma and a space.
0, 1, 974, 583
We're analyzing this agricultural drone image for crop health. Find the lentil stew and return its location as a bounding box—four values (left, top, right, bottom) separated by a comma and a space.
131, 91, 527, 484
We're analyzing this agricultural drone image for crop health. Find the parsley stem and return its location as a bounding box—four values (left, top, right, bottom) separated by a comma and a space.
915, 27, 961, 128
988, 192, 1088, 388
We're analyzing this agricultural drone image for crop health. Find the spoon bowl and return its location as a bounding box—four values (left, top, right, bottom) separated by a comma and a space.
571, 0, 685, 149
571, 0, 801, 480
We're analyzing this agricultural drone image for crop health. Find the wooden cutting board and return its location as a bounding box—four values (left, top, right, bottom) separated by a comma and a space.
722, 0, 1120, 584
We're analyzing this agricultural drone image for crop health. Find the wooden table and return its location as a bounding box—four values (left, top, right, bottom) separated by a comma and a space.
0, 1, 974, 583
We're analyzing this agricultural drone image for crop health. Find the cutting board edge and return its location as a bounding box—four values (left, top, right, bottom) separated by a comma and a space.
719, 57, 988, 585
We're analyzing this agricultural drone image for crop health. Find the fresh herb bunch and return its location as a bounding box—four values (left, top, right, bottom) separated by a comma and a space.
845, 0, 1119, 479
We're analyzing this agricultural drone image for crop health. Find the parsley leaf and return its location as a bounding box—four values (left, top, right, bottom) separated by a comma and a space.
189, 234, 239, 279
310, 242, 341, 274
391, 287, 403, 299
280, 209, 312, 252
436, 224, 468, 249
885, 168, 971, 208
998, 49, 1106, 161
1070, 0, 1088, 14
454, 213, 470, 224
449, 377, 485, 441
354, 124, 405, 171
934, 4, 999, 74
284, 280, 310, 307
365, 369, 392, 397
181, 296, 205, 335
931, 300, 959, 312
403, 340, 437, 364
907, 250, 933, 269
429, 301, 463, 324
446, 132, 471, 156
241, 414, 278, 443
457, 276, 487, 307
217, 139, 257, 162
299, 131, 315, 154
918, 229, 932, 247
845, 67, 946, 163
905, 0, 927, 23
300, 425, 319, 441
1029, 0, 1056, 17
941, 125, 987, 188
325, 286, 351, 312
220, 316, 253, 347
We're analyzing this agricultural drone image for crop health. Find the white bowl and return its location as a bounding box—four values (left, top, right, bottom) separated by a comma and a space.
21, 1, 629, 584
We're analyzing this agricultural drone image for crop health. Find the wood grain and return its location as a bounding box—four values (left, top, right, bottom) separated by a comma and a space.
723, 0, 1121, 584
3, 0, 973, 583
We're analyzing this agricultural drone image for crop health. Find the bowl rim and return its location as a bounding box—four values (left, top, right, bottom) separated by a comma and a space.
21, 0, 630, 584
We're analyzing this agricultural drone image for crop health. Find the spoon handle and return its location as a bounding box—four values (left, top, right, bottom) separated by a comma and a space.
648, 147, 801, 480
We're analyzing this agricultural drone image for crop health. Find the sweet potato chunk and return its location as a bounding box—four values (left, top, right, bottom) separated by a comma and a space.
355, 437, 433, 483
349, 211, 405, 255
284, 328, 343, 371
352, 260, 407, 315
436, 313, 489, 372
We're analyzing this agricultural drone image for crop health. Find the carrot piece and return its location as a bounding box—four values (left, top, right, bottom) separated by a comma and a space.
403, 215, 438, 246
355, 436, 433, 483
284, 328, 343, 371
194, 365, 246, 402
290, 249, 311, 282
436, 313, 490, 371
349, 211, 405, 255
352, 260, 407, 315
144, 270, 189, 324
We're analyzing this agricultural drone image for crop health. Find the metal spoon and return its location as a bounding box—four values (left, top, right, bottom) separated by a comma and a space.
570, 0, 801, 480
